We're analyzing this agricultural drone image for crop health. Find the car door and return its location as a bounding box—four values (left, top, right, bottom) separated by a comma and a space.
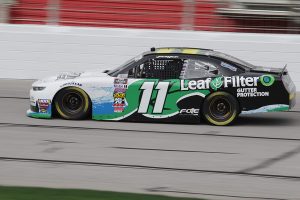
122, 55, 185, 121
128, 55, 223, 121
92, 54, 184, 121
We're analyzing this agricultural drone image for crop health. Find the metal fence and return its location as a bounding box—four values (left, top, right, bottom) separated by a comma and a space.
1, 0, 300, 34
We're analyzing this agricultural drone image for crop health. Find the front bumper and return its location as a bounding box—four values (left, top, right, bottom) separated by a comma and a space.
27, 109, 52, 119
27, 88, 53, 119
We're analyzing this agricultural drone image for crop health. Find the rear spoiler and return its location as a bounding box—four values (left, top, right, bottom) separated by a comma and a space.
280, 64, 287, 77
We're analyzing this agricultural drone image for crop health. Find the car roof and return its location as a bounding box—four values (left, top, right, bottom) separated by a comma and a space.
141, 47, 253, 70
143, 47, 214, 56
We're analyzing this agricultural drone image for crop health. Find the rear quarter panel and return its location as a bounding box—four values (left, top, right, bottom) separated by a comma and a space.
221, 73, 289, 114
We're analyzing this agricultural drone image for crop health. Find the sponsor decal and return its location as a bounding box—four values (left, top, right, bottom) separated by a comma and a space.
113, 78, 128, 112
113, 107, 125, 113
260, 75, 275, 87
181, 78, 211, 90
210, 76, 223, 91
223, 76, 259, 87
179, 108, 199, 115
180, 75, 271, 91
113, 84, 127, 89
221, 62, 237, 72
60, 82, 82, 87
114, 78, 128, 89
237, 88, 269, 97
113, 92, 126, 98
38, 99, 51, 113
114, 79, 128, 85
156, 55, 179, 59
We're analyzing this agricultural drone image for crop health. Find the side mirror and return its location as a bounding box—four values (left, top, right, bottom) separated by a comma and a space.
103, 70, 109, 73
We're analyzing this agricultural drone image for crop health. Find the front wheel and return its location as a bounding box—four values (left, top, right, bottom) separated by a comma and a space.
202, 92, 239, 126
54, 87, 91, 120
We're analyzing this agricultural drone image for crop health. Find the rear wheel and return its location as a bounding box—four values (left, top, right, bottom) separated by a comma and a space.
202, 92, 239, 126
54, 87, 91, 120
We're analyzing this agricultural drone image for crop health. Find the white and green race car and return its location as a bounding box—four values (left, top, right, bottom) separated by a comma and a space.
27, 47, 296, 125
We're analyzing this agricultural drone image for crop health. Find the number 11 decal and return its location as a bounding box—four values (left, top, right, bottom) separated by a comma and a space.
138, 82, 169, 114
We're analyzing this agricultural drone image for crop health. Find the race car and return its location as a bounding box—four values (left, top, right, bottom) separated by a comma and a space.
27, 47, 296, 126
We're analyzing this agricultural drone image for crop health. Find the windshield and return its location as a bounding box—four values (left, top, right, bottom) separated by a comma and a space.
107, 54, 142, 76
212, 51, 255, 69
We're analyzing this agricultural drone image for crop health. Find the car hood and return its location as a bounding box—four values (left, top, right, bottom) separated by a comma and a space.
33, 70, 110, 85
57, 70, 110, 79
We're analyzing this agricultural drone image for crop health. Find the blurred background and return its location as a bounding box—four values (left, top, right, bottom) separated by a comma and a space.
1, 0, 300, 34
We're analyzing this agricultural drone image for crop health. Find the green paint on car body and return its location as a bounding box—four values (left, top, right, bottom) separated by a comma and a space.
27, 112, 51, 119
93, 79, 210, 120
266, 105, 289, 112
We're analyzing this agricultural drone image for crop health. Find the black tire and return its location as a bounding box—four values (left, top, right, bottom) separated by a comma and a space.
54, 87, 91, 120
202, 92, 239, 126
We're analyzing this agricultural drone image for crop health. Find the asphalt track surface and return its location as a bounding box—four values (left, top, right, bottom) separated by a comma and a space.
0, 79, 300, 200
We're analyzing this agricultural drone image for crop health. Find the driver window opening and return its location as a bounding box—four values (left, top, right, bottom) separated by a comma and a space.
180, 59, 219, 79
129, 58, 184, 79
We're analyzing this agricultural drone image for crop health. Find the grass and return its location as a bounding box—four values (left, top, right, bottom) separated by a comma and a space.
0, 186, 205, 200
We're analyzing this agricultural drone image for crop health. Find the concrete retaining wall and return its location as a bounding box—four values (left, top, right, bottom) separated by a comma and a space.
0, 24, 299, 89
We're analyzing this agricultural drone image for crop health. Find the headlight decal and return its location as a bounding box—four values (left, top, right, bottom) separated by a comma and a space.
33, 86, 46, 91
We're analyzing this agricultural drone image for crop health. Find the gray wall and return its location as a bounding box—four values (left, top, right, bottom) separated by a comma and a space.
1, 24, 300, 89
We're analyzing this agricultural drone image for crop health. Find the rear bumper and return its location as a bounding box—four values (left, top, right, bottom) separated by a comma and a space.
282, 73, 296, 110
289, 92, 296, 109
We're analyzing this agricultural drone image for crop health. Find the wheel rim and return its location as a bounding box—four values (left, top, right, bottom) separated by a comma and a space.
62, 92, 84, 113
209, 97, 232, 120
